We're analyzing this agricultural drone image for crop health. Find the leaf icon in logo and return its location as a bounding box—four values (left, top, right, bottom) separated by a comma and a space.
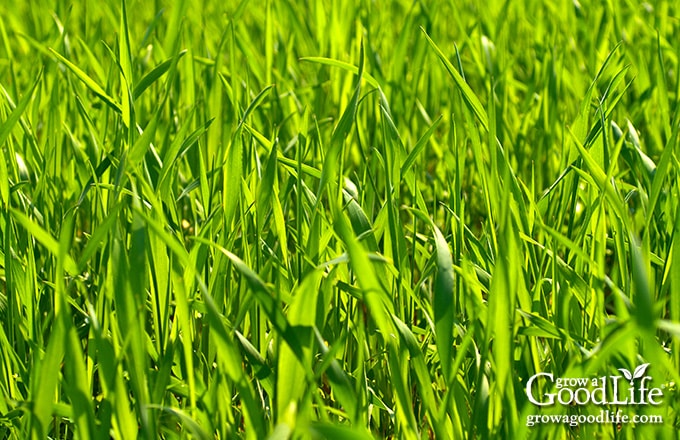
633, 363, 650, 380
618, 368, 633, 381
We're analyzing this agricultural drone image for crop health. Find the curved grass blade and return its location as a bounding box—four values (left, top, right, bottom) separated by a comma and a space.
409, 208, 455, 380
10, 208, 78, 275
421, 28, 488, 131
318, 43, 364, 199
300, 56, 381, 89
48, 48, 122, 114
0, 69, 42, 149
0, 70, 42, 204
133, 50, 187, 99
432, 223, 455, 380
276, 271, 322, 426
400, 115, 442, 176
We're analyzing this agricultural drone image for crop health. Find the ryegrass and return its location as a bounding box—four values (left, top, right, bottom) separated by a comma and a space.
1, 0, 680, 438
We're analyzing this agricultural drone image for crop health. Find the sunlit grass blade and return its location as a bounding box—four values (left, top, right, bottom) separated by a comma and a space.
119, 0, 133, 129
276, 270, 321, 428
318, 43, 364, 199
431, 223, 455, 380
48, 48, 122, 114
2, 1, 680, 438
9, 208, 78, 275
421, 28, 488, 131
0, 69, 41, 151
133, 51, 187, 99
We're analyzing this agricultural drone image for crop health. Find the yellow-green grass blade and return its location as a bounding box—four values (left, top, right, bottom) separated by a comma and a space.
48, 48, 122, 114
421, 28, 488, 131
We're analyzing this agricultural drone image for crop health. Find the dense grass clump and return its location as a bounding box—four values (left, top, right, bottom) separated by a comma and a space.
1, 0, 679, 438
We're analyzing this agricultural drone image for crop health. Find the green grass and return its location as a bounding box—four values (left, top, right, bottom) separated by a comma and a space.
1, 0, 680, 438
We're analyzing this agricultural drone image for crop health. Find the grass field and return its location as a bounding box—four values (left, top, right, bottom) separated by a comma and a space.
1, 0, 680, 438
